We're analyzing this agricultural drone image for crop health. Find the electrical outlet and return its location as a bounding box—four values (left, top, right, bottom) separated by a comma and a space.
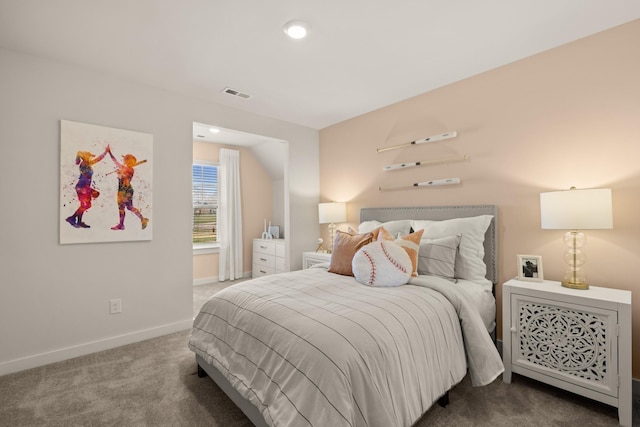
109, 298, 122, 314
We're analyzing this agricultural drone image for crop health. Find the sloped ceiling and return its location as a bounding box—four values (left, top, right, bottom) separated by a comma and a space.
193, 122, 286, 180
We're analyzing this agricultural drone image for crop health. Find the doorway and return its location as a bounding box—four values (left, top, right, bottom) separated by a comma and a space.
191, 122, 288, 316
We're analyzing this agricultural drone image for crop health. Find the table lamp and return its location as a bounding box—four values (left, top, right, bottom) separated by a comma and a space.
540, 187, 613, 290
318, 202, 347, 254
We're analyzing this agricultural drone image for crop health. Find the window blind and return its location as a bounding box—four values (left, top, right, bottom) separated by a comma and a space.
192, 164, 218, 243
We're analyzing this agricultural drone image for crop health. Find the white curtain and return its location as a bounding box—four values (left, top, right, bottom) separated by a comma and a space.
218, 148, 243, 281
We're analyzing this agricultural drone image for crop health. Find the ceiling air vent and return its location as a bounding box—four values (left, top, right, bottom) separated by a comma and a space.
222, 87, 252, 99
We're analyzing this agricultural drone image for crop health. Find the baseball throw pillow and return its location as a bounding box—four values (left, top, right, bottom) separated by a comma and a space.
352, 240, 412, 287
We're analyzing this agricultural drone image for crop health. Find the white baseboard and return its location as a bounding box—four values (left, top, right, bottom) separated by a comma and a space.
193, 272, 252, 287
0, 319, 193, 376
193, 276, 219, 286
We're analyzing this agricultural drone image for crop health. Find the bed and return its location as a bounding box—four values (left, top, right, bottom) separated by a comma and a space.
189, 205, 504, 427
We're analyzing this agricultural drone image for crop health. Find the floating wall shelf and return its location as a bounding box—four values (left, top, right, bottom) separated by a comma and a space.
379, 177, 461, 192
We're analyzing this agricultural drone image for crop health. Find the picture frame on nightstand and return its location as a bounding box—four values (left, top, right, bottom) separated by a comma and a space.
517, 254, 543, 282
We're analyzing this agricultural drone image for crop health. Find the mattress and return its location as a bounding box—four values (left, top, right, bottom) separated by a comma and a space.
189, 267, 503, 427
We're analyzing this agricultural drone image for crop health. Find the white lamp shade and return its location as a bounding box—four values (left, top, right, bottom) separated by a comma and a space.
318, 202, 347, 224
540, 188, 613, 230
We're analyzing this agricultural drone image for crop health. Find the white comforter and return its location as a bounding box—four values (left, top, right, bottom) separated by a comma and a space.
189, 267, 503, 427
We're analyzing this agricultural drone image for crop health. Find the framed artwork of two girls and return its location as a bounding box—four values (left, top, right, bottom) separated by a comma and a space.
60, 120, 153, 244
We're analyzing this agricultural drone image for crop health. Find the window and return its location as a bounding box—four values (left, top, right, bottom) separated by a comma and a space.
192, 163, 218, 247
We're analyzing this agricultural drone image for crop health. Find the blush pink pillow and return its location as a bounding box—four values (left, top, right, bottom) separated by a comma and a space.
328, 231, 374, 276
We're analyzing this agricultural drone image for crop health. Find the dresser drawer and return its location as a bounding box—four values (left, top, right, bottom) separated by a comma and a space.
253, 238, 286, 278
254, 253, 276, 268
254, 240, 276, 255
252, 264, 275, 277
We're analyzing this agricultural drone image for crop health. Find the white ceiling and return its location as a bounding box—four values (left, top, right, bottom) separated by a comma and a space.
193, 122, 287, 180
1, 1, 639, 130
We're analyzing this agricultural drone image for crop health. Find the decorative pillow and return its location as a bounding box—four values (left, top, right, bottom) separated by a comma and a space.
375, 226, 394, 241
417, 234, 461, 281
352, 241, 412, 287
358, 220, 412, 238
377, 228, 424, 277
328, 231, 374, 276
348, 226, 385, 240
412, 215, 493, 281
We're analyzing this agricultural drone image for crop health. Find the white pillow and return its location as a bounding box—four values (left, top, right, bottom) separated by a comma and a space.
417, 234, 461, 281
412, 215, 492, 281
357, 220, 381, 233
352, 241, 412, 287
358, 220, 412, 238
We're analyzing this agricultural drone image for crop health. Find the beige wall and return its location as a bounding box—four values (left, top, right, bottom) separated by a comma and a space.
0, 46, 319, 375
192, 140, 274, 281
320, 20, 640, 376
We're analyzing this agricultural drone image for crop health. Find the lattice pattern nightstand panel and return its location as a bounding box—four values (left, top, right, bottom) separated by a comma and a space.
511, 293, 618, 400
518, 301, 609, 384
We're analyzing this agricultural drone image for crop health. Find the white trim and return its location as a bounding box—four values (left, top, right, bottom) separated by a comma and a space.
0, 319, 192, 376
193, 244, 220, 255
194, 159, 219, 167
193, 271, 252, 287
193, 276, 219, 286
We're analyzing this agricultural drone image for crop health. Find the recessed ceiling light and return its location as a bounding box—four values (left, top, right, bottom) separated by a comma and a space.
209, 128, 220, 133
283, 20, 309, 39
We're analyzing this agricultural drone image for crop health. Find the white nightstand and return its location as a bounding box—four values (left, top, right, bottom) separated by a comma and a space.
502, 278, 632, 426
302, 251, 331, 269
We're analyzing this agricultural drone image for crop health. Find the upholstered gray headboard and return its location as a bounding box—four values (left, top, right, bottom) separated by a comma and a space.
360, 205, 498, 285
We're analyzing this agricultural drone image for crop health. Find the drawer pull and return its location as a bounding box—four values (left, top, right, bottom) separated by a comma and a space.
260, 270, 267, 274
260, 245, 267, 249
510, 327, 516, 333
260, 258, 267, 262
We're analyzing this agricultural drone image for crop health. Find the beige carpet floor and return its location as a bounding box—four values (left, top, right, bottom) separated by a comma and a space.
0, 280, 635, 426
193, 280, 247, 317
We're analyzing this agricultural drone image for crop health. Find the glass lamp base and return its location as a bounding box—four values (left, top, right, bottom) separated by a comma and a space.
561, 279, 589, 290
327, 223, 337, 254
562, 230, 589, 290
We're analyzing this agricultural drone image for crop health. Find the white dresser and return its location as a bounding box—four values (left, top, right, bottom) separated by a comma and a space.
502, 278, 632, 426
252, 239, 286, 278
